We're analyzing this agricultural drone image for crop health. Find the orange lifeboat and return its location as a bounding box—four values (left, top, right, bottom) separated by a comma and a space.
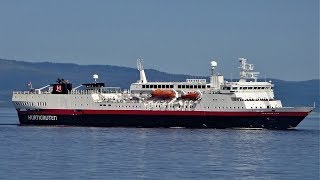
151, 89, 176, 98
181, 92, 199, 100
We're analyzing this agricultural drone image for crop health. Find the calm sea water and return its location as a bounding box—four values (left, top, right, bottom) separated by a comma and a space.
0, 108, 319, 180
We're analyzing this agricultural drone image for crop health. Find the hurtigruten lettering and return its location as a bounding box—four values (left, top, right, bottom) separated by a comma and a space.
28, 115, 58, 121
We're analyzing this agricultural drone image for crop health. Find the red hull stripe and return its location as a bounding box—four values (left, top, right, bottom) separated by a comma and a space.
18, 109, 310, 117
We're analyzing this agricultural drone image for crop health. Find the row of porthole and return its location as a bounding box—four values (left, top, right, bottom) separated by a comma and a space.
100, 104, 142, 108
237, 99, 273, 101
74, 104, 89, 106
16, 102, 34, 106
153, 105, 194, 108
205, 106, 245, 109
204, 106, 274, 109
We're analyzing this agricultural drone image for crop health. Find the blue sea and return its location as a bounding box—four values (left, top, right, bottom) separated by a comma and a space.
0, 108, 319, 179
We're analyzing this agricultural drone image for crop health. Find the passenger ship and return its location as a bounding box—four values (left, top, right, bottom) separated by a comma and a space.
12, 58, 313, 129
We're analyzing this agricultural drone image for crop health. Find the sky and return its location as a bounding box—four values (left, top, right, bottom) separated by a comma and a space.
0, 0, 318, 81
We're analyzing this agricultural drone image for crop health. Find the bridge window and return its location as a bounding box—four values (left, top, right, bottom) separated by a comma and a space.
170, 85, 173, 88
178, 85, 181, 88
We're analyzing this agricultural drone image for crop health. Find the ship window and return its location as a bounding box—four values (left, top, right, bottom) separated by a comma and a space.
170, 85, 173, 88
248, 87, 253, 90
108, 104, 111, 106
254, 87, 257, 89
162, 85, 165, 88
145, 85, 149, 88
142, 85, 145, 88
182, 85, 185, 88
178, 85, 181, 88
186, 85, 190, 88
232, 87, 237, 90
166, 85, 169, 88
202, 85, 205, 89
150, 85, 154, 88
243, 87, 248, 90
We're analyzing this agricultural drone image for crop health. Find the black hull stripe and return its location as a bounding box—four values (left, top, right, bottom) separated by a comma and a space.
17, 109, 311, 117
18, 113, 308, 129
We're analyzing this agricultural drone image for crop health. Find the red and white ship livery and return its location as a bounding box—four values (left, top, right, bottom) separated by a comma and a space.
12, 58, 313, 129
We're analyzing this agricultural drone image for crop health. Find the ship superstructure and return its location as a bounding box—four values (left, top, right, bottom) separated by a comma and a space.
12, 58, 313, 129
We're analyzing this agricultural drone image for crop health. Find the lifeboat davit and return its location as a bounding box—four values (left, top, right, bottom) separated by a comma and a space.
181, 92, 199, 100
151, 89, 176, 98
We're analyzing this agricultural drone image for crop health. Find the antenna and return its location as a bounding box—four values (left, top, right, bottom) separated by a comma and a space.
137, 58, 145, 71
93, 74, 99, 82
238, 58, 260, 82
137, 58, 148, 84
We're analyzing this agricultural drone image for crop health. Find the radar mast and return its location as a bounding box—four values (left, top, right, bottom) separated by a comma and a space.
238, 58, 260, 82
137, 58, 148, 84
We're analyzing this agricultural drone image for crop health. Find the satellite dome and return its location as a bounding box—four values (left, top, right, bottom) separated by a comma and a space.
93, 74, 99, 81
210, 61, 217, 67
